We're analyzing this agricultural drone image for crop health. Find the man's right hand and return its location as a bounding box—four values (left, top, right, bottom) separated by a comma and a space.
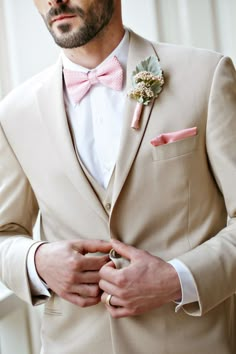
35, 239, 111, 307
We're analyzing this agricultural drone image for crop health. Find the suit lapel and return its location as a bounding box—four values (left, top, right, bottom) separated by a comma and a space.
35, 58, 108, 222
34, 33, 159, 222
112, 32, 158, 208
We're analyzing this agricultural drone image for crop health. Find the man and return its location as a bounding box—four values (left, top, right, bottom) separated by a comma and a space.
0, 0, 236, 353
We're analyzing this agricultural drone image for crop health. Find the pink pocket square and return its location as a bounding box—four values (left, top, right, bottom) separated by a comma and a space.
151, 127, 197, 147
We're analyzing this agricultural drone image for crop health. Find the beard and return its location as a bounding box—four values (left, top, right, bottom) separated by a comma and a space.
44, 1, 115, 49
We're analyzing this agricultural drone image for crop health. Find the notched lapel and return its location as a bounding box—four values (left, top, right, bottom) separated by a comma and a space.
35, 58, 108, 222
112, 32, 158, 208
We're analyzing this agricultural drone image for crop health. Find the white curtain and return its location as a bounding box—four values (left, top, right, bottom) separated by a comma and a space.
1, 0, 236, 98
0, 0, 11, 97
122, 0, 236, 60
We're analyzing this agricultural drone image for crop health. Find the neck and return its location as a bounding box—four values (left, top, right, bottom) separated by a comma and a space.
63, 23, 125, 69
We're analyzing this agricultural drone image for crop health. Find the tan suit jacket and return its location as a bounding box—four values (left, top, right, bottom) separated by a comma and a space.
0, 31, 236, 354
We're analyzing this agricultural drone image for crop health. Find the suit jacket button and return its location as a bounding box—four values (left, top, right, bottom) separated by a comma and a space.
105, 203, 111, 211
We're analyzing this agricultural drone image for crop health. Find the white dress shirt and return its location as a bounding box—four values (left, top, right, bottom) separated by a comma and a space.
63, 33, 128, 189
27, 30, 199, 308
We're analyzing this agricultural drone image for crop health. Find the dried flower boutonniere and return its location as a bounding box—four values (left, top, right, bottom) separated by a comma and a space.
128, 56, 164, 129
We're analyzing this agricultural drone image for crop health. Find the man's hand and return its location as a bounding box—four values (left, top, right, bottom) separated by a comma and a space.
99, 239, 181, 318
35, 239, 111, 307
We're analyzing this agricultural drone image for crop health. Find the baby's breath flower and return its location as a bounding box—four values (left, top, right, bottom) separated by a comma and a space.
128, 56, 164, 106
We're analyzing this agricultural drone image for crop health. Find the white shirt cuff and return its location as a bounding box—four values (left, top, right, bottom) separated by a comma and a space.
27, 242, 51, 297
168, 258, 199, 312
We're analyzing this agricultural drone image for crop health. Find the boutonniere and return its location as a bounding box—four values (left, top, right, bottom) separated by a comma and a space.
128, 55, 164, 129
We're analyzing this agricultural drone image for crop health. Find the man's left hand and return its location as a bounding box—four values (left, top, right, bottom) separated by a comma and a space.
99, 239, 181, 318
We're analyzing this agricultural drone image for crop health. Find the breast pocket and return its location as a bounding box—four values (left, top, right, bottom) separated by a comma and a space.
152, 135, 198, 161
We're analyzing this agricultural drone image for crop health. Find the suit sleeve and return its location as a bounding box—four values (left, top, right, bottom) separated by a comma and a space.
177, 56, 236, 316
0, 122, 40, 304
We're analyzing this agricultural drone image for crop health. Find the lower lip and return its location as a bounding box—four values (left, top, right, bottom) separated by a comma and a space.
53, 16, 76, 23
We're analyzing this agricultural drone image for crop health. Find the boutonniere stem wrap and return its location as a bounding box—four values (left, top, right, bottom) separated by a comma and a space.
128, 56, 164, 129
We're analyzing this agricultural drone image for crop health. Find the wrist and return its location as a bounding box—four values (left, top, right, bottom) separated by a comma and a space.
35, 242, 49, 283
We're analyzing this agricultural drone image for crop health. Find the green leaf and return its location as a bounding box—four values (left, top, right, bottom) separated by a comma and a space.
129, 55, 164, 105
133, 55, 162, 76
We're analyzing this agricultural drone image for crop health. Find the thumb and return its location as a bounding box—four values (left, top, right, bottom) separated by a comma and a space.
102, 260, 116, 269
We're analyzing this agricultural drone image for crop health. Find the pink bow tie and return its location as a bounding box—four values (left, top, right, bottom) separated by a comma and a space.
63, 56, 124, 104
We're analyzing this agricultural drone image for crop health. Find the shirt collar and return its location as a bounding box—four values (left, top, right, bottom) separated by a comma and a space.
61, 29, 129, 73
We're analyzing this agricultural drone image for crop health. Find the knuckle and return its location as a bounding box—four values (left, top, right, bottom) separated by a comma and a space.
97, 256, 105, 266
98, 279, 103, 288
79, 299, 87, 308
116, 273, 127, 287
92, 286, 100, 297
140, 249, 149, 257
79, 298, 98, 308
68, 258, 78, 272
128, 308, 137, 316
118, 288, 128, 299
69, 256, 82, 272
91, 274, 99, 283
99, 267, 106, 278
66, 272, 77, 284
59, 290, 67, 298
86, 285, 100, 297
70, 240, 82, 251
62, 284, 70, 293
